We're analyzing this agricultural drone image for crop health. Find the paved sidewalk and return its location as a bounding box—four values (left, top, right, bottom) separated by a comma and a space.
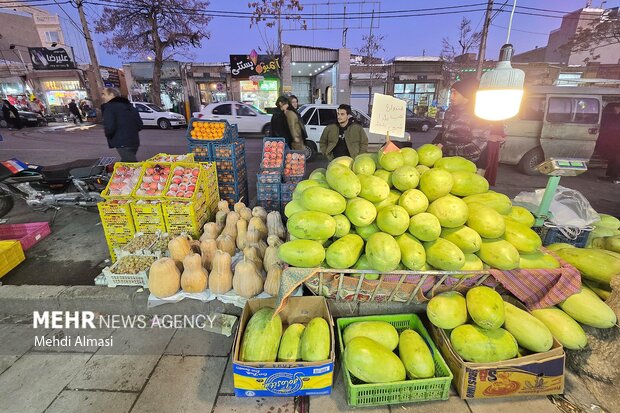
0, 315, 593, 413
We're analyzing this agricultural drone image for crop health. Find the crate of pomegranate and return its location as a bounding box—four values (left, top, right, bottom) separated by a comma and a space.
260, 138, 285, 172
283, 150, 305, 183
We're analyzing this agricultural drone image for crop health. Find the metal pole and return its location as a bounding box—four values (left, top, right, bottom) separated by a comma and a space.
75, 0, 104, 118
476, 0, 494, 80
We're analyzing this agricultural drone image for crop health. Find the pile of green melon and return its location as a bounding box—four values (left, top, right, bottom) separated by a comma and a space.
277, 144, 556, 273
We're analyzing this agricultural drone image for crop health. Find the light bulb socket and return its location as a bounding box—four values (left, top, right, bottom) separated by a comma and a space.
498, 44, 514, 62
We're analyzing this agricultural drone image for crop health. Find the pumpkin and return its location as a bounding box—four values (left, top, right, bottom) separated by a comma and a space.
200, 239, 217, 270
210, 250, 233, 294
168, 235, 192, 262
264, 264, 283, 296
237, 219, 248, 250
233, 257, 263, 298
249, 217, 268, 240
252, 206, 268, 222
200, 222, 220, 241
217, 200, 230, 213
239, 207, 253, 222
181, 253, 208, 293
222, 215, 239, 240
267, 235, 284, 248
215, 211, 227, 233
244, 246, 264, 273
267, 211, 286, 240
149, 257, 181, 298
263, 245, 283, 270
234, 200, 247, 214
246, 228, 262, 245
216, 234, 236, 256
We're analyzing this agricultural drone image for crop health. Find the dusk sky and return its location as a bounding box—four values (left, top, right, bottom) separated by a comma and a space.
40, 0, 620, 67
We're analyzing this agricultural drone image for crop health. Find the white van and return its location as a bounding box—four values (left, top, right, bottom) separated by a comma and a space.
502, 86, 620, 175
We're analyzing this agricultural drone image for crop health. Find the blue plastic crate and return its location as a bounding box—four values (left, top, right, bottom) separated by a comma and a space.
213, 139, 246, 161
186, 118, 234, 144
257, 172, 282, 184
280, 182, 296, 203
257, 199, 281, 213
188, 141, 214, 160
216, 157, 246, 174
219, 168, 247, 188
260, 137, 286, 173
257, 182, 281, 201
534, 224, 592, 248
283, 150, 306, 182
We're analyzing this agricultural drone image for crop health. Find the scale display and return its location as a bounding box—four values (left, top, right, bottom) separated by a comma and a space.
537, 158, 588, 176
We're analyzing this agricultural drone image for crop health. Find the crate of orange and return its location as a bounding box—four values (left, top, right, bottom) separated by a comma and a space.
186, 118, 233, 143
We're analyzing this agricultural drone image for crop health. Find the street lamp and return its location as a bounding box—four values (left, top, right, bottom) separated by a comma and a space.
474, 0, 525, 121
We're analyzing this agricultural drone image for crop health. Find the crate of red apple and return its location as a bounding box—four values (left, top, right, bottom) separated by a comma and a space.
165, 164, 204, 200
134, 163, 171, 198
260, 138, 285, 171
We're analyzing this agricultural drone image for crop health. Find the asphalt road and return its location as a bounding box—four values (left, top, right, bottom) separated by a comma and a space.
0, 123, 618, 285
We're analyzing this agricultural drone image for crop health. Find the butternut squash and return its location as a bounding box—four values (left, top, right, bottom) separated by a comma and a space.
263, 245, 283, 270
215, 210, 227, 233
249, 216, 268, 240
209, 250, 233, 294
244, 246, 264, 273
168, 235, 192, 262
149, 257, 181, 298
200, 239, 217, 271
267, 211, 286, 240
267, 235, 284, 248
216, 234, 236, 256
233, 257, 263, 298
264, 264, 283, 297
234, 200, 246, 214
200, 222, 220, 242
252, 206, 268, 222
217, 200, 230, 213
246, 228, 262, 245
181, 253, 208, 293
236, 219, 248, 250
189, 240, 201, 254
239, 206, 253, 222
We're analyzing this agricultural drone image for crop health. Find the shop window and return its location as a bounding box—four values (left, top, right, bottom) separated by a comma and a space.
547, 97, 599, 124
212, 104, 232, 115
394, 84, 405, 94
519, 97, 545, 121
318, 108, 337, 126
303, 108, 319, 125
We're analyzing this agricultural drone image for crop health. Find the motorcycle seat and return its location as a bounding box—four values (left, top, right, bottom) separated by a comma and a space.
41, 159, 101, 181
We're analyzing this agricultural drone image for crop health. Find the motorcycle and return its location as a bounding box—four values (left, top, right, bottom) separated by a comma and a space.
0, 157, 116, 218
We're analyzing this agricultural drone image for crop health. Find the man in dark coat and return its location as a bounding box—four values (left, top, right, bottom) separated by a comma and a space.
2, 99, 22, 130
101, 87, 143, 162
597, 102, 620, 184
67, 99, 83, 124
270, 95, 292, 146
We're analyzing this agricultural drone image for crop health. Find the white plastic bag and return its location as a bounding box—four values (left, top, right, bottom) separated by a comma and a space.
513, 185, 599, 228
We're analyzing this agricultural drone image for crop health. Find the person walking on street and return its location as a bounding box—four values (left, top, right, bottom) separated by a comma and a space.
101, 87, 143, 162
597, 102, 620, 184
67, 99, 83, 124
1, 99, 22, 130
319, 104, 368, 160
286, 95, 308, 151
433, 78, 495, 173
270, 96, 293, 146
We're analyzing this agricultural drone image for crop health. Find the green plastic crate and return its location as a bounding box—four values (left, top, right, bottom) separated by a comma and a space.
336, 314, 453, 407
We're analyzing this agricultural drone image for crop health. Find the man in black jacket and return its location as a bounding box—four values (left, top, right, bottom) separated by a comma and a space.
101, 88, 143, 162
270, 95, 292, 146
67, 99, 83, 124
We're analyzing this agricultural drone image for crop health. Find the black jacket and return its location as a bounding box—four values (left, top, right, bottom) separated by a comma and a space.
270, 108, 292, 143
102, 97, 143, 149
68, 101, 80, 115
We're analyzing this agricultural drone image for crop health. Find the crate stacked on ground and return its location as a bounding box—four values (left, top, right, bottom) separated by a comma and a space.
256, 139, 306, 212
186, 118, 236, 161
214, 138, 248, 206
98, 200, 136, 262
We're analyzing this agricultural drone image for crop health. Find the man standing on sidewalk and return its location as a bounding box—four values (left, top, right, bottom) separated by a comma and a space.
67, 99, 83, 124
101, 87, 143, 162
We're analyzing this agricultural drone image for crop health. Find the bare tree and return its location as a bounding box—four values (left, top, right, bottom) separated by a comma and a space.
356, 33, 385, 114
567, 8, 619, 63
440, 17, 482, 84
95, 0, 211, 106
248, 0, 306, 92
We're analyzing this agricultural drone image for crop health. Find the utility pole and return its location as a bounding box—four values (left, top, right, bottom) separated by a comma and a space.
75, 0, 104, 115
476, 0, 494, 80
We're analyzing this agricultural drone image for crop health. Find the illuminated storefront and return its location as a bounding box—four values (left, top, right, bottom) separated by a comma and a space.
41, 79, 87, 111
239, 79, 279, 111
198, 81, 228, 106
230, 51, 281, 111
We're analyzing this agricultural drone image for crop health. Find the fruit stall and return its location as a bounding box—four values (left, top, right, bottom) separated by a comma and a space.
92, 116, 620, 406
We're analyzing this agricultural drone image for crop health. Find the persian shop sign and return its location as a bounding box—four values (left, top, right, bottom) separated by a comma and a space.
28, 47, 76, 70
230, 50, 281, 79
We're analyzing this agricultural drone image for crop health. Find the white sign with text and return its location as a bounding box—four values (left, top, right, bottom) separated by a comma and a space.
369, 93, 407, 138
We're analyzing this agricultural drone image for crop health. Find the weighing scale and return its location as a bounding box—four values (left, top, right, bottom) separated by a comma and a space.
533, 158, 588, 227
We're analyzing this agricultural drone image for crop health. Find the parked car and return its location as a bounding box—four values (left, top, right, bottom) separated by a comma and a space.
192, 101, 272, 135
406, 109, 437, 132
297, 104, 411, 159
0, 110, 46, 128
131, 102, 187, 130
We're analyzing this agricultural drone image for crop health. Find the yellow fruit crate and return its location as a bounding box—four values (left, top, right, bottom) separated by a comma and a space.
163, 192, 206, 215
164, 162, 206, 201
131, 200, 165, 227
104, 224, 135, 238
164, 203, 209, 227
0, 240, 25, 278
101, 163, 143, 200
98, 200, 133, 217
134, 222, 167, 235
148, 153, 194, 163
132, 162, 173, 199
